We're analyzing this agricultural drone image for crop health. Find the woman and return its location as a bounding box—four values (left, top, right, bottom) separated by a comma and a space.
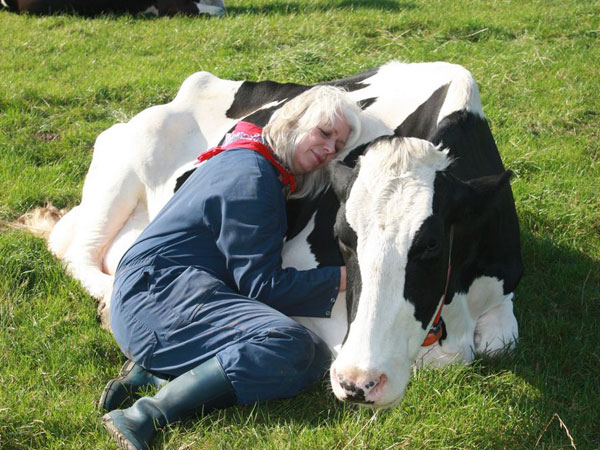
101, 85, 363, 449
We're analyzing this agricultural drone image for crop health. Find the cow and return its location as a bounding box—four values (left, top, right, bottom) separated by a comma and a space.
21, 61, 522, 406
0, 0, 225, 16
328, 128, 521, 406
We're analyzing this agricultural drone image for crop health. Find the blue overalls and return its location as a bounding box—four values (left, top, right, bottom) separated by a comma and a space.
109, 144, 340, 405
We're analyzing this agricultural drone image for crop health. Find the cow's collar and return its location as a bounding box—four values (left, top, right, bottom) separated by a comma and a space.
422, 225, 454, 347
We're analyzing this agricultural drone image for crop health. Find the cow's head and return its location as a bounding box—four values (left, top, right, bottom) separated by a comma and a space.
328, 136, 511, 407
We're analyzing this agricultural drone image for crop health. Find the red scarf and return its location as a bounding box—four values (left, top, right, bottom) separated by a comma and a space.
196, 121, 296, 193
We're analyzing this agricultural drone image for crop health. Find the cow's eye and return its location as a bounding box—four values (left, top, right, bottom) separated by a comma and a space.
426, 239, 439, 251
422, 239, 441, 257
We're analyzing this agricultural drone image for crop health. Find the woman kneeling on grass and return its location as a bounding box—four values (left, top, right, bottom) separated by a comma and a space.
100, 85, 364, 449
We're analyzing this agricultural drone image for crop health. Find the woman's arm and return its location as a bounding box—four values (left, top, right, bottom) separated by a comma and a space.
210, 155, 341, 317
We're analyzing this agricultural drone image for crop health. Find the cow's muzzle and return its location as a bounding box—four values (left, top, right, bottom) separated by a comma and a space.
330, 367, 388, 405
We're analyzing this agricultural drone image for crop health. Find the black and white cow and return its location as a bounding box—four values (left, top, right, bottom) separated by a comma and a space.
24, 61, 522, 407
0, 0, 225, 16
327, 119, 522, 406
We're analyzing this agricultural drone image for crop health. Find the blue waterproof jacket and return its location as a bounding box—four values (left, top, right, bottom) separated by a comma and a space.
114, 147, 341, 320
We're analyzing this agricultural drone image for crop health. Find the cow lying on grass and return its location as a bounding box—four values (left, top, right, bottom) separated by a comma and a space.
0, 0, 225, 16
22, 61, 522, 406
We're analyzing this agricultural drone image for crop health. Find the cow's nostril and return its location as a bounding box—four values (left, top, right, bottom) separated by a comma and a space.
339, 379, 357, 393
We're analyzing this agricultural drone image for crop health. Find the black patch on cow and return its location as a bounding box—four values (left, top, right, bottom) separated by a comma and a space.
226, 81, 310, 121
430, 110, 505, 178
308, 189, 346, 267
334, 202, 362, 329
285, 188, 344, 268
241, 105, 285, 128
395, 83, 450, 139
227, 66, 380, 123
174, 168, 196, 192
429, 111, 522, 297
343, 141, 371, 167
326, 66, 379, 92
338, 380, 370, 404
285, 197, 319, 242
404, 215, 449, 330
357, 97, 377, 110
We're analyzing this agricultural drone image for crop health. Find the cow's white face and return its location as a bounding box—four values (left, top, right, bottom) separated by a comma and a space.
329, 137, 452, 407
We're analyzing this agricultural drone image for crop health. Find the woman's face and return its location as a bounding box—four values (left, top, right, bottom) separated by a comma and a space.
291, 114, 351, 174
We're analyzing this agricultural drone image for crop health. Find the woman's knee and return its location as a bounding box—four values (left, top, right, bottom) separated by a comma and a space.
216, 322, 332, 404
264, 324, 330, 373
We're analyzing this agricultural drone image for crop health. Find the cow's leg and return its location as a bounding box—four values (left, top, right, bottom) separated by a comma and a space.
102, 203, 150, 276
416, 293, 476, 367
96, 202, 151, 329
417, 275, 515, 367
56, 124, 146, 327
63, 175, 144, 330
473, 293, 518, 355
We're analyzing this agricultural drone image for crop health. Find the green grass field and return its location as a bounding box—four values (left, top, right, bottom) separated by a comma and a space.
1, 0, 599, 448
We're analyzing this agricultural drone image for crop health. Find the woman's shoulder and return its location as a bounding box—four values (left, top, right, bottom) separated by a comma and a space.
201, 148, 282, 197
219, 148, 280, 178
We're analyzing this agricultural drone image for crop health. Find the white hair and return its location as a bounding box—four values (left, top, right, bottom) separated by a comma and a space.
263, 85, 363, 199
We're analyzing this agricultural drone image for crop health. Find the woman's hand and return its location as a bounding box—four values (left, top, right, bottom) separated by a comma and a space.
339, 266, 347, 292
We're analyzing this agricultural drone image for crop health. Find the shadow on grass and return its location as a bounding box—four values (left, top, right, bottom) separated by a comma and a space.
228, 0, 417, 15
473, 225, 600, 447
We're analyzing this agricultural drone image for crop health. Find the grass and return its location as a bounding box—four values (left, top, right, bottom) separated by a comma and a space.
1, 0, 599, 448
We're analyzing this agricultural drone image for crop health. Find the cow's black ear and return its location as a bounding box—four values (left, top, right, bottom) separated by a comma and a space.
448, 170, 513, 223
328, 160, 356, 201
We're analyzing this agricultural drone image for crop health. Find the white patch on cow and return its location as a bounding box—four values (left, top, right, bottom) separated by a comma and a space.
416, 277, 518, 367
140, 6, 159, 16
474, 291, 518, 355
194, 1, 226, 16
294, 291, 348, 356
346, 61, 484, 132
281, 213, 348, 354
282, 213, 318, 270
102, 203, 149, 275
331, 137, 451, 407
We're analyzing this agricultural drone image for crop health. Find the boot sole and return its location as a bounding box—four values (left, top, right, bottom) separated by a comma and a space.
102, 414, 144, 450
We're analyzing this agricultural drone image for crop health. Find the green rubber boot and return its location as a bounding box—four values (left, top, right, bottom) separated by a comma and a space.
99, 361, 170, 412
102, 357, 235, 450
